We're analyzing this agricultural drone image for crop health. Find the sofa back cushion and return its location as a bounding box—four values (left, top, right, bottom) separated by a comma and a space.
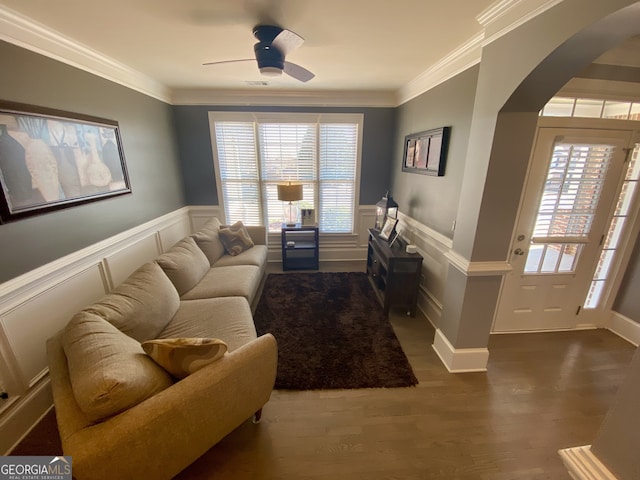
191, 217, 226, 265
63, 311, 173, 424
155, 237, 209, 295
86, 262, 180, 342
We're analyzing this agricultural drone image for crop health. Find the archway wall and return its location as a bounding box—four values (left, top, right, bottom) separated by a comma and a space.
455, 0, 640, 262
440, 0, 640, 352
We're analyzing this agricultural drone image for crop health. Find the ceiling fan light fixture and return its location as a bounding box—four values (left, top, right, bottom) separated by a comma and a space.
259, 66, 282, 76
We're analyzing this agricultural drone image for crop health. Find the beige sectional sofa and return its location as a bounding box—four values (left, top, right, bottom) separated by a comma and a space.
46, 217, 277, 480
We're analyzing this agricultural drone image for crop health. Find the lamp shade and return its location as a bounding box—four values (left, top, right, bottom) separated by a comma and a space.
277, 183, 303, 202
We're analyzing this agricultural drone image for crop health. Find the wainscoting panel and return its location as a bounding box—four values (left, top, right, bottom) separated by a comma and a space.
0, 204, 459, 453
103, 234, 162, 289
396, 212, 452, 329
0, 207, 193, 454
188, 206, 223, 232
158, 215, 193, 252
1, 264, 107, 388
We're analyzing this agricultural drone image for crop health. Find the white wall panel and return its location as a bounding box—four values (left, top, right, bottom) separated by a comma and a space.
1, 264, 107, 387
158, 216, 192, 252
104, 234, 161, 288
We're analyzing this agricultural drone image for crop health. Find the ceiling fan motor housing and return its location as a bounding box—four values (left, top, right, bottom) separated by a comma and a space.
254, 41, 285, 71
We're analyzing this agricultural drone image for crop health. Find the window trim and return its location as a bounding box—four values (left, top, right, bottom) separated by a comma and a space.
208, 111, 364, 233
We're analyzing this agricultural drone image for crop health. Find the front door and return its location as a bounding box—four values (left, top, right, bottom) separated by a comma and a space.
493, 126, 634, 332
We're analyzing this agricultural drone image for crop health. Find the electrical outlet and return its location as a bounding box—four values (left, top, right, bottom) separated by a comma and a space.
451, 220, 456, 231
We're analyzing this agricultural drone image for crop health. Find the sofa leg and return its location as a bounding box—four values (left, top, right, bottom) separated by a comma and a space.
252, 408, 263, 424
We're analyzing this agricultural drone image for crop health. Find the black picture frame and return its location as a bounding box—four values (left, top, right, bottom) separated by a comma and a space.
0, 101, 131, 223
402, 126, 451, 176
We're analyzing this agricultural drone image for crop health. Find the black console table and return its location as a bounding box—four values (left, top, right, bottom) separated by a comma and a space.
366, 228, 423, 316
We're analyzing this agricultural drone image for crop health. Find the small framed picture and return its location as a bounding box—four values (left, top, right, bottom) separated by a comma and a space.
402, 126, 451, 176
379, 217, 398, 241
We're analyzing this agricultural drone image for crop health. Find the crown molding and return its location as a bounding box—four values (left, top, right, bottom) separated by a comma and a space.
397, 32, 484, 106
1, 1, 560, 108
0, 5, 171, 104
171, 88, 397, 107
477, 0, 564, 46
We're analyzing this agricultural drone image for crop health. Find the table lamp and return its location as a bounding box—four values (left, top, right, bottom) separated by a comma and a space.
277, 182, 303, 226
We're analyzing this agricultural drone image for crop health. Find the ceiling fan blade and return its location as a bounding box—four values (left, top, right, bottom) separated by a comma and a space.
272, 29, 304, 55
283, 61, 315, 82
202, 59, 254, 66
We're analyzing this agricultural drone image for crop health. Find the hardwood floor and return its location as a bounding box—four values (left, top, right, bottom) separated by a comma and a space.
13, 263, 636, 479
173, 311, 634, 480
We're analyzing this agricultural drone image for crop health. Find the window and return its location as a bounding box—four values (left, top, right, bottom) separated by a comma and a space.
210, 112, 362, 233
541, 97, 640, 121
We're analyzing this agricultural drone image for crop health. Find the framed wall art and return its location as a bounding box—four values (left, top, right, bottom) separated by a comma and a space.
0, 101, 130, 223
402, 126, 451, 176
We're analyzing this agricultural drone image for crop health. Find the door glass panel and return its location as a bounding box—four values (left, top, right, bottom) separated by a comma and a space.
525, 140, 614, 275
615, 181, 636, 216
585, 143, 640, 308
525, 243, 583, 273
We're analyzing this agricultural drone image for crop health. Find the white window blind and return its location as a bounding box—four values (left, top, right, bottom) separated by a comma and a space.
211, 113, 361, 233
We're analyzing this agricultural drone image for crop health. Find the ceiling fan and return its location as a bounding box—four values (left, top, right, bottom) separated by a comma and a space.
203, 25, 315, 82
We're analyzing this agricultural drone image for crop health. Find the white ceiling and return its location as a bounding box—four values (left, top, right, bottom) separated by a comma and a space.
1, 0, 636, 105
0, 0, 498, 97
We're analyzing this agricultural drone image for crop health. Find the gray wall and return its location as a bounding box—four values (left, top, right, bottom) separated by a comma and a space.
0, 41, 185, 283
391, 66, 479, 238
614, 237, 640, 321
172, 105, 396, 206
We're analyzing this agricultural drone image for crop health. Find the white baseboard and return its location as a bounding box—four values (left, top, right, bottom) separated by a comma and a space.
432, 328, 489, 373
608, 312, 640, 346
558, 445, 618, 480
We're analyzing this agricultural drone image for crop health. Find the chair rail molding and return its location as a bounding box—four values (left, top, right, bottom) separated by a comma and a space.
445, 250, 513, 277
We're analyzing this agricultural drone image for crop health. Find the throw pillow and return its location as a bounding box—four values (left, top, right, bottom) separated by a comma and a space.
219, 221, 254, 256
142, 338, 228, 379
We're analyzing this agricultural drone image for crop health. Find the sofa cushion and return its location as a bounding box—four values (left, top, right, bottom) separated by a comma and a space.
212, 244, 268, 268
63, 311, 173, 424
155, 237, 209, 295
180, 265, 262, 302
191, 217, 226, 265
86, 262, 180, 342
141, 338, 228, 379
219, 221, 254, 256
159, 297, 257, 352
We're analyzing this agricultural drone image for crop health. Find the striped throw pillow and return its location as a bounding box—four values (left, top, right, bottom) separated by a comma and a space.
142, 338, 228, 379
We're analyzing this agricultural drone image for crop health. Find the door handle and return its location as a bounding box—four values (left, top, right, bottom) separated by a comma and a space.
513, 248, 525, 256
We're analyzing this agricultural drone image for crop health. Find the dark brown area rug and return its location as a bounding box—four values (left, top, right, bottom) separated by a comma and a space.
253, 272, 418, 390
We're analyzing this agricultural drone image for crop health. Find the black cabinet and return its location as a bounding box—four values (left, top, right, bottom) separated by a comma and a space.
281, 225, 319, 271
366, 229, 423, 316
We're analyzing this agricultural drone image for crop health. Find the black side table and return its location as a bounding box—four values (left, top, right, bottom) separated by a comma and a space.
281, 224, 319, 271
